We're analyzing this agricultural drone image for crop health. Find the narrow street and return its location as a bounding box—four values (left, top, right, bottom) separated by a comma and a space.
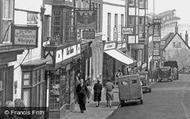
107, 74, 190, 119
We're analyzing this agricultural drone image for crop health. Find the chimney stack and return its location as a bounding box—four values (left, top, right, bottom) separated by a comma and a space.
175, 23, 178, 33
185, 31, 188, 45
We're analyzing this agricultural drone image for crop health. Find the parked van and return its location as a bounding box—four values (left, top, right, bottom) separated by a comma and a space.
118, 74, 143, 107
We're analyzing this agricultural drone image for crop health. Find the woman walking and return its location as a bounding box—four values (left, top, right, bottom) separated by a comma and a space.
76, 79, 89, 113
93, 80, 103, 107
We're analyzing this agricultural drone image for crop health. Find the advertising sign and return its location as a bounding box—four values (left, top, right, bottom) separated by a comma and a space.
121, 27, 134, 35
82, 30, 95, 39
104, 42, 116, 50
153, 37, 161, 42
152, 56, 160, 60
153, 42, 160, 50
12, 25, 38, 48
76, 10, 97, 29
153, 49, 160, 56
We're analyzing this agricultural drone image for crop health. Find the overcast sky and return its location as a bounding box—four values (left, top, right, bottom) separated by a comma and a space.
148, 0, 190, 24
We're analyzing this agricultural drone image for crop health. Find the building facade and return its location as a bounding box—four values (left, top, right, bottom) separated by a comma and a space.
127, 0, 148, 69
0, 0, 25, 107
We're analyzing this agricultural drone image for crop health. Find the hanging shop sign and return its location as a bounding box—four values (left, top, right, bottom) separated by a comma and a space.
153, 37, 161, 42
76, 9, 97, 29
153, 42, 160, 50
121, 27, 134, 35
153, 49, 160, 56
104, 42, 116, 50
12, 25, 38, 48
82, 30, 95, 39
153, 19, 161, 37
152, 56, 160, 61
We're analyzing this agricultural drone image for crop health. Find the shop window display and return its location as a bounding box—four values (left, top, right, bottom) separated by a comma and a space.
49, 68, 67, 109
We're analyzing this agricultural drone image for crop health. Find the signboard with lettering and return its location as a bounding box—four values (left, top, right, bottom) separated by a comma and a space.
82, 30, 95, 39
76, 10, 97, 29
153, 37, 161, 42
63, 45, 76, 60
153, 49, 160, 56
121, 27, 134, 35
152, 56, 160, 60
12, 25, 38, 48
104, 42, 116, 50
153, 42, 160, 50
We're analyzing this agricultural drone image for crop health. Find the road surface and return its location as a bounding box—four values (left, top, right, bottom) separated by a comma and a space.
107, 74, 190, 119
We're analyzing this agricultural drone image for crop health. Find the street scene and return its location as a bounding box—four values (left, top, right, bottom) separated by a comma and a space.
108, 74, 190, 119
1, 0, 190, 119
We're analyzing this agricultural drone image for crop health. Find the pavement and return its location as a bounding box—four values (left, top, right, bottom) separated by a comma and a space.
63, 87, 120, 119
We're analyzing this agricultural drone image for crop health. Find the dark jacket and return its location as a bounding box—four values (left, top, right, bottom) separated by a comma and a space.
93, 83, 102, 93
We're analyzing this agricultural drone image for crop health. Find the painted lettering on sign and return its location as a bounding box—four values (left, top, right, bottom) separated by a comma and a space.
104, 43, 116, 50
66, 47, 74, 55
13, 26, 38, 47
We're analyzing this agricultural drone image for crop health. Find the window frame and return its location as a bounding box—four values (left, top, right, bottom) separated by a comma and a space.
3, 0, 13, 20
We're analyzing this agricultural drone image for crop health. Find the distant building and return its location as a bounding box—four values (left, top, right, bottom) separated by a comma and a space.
161, 25, 190, 70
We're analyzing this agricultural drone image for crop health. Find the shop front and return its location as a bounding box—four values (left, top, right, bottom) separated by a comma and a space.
102, 42, 134, 85
130, 44, 145, 70
0, 48, 24, 106
44, 43, 81, 119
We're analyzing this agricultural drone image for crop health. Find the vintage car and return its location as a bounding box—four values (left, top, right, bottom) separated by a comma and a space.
158, 66, 173, 82
139, 71, 151, 93
118, 74, 143, 107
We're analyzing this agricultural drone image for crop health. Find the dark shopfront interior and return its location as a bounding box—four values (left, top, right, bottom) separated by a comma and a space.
47, 57, 81, 119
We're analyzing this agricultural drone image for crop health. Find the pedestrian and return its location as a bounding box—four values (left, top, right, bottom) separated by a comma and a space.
105, 78, 114, 108
76, 79, 90, 113
93, 80, 103, 107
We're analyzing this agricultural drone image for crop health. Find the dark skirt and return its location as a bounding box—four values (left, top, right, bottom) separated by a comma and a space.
94, 92, 101, 101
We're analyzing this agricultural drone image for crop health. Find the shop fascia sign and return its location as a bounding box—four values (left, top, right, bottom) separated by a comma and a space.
55, 44, 81, 63
104, 42, 116, 50
12, 25, 38, 48
121, 27, 134, 35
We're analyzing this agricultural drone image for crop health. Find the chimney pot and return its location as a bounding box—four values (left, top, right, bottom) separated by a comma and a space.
185, 31, 188, 45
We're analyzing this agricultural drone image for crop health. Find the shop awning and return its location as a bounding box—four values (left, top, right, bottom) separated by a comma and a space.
104, 49, 134, 65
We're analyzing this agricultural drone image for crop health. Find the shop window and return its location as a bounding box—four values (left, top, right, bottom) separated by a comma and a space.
121, 14, 124, 27
139, 0, 145, 8
23, 89, 31, 107
3, 0, 13, 20
107, 13, 111, 41
27, 12, 38, 25
49, 68, 67, 109
129, 16, 135, 27
129, 0, 135, 7
22, 68, 46, 107
23, 72, 31, 86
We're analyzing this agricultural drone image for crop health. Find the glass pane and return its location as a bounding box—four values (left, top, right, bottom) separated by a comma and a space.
23, 80, 30, 86
23, 89, 30, 107
23, 72, 30, 79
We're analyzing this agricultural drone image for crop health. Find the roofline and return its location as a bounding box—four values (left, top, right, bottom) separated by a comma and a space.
163, 32, 190, 50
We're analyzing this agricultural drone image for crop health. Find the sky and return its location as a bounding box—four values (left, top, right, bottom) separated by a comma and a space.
148, 0, 190, 24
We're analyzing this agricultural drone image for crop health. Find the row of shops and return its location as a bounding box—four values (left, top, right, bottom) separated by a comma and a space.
0, 37, 146, 119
